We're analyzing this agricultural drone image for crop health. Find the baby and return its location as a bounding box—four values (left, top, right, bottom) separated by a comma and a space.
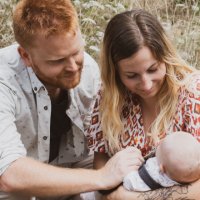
123, 132, 200, 191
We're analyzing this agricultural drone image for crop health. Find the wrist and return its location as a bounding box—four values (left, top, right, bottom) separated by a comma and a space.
92, 169, 107, 190
95, 168, 123, 191
94, 167, 116, 191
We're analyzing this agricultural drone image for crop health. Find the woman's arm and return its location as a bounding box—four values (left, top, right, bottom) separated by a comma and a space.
103, 179, 200, 200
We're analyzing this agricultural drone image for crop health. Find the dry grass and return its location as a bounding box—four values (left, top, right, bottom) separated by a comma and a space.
0, 0, 199, 68
130, 0, 200, 68
0, 0, 17, 48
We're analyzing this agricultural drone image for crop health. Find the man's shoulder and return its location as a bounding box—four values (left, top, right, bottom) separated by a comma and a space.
0, 43, 25, 72
0, 43, 27, 92
80, 52, 100, 86
68, 52, 101, 114
0, 43, 19, 59
83, 52, 97, 65
180, 72, 200, 99
83, 52, 99, 72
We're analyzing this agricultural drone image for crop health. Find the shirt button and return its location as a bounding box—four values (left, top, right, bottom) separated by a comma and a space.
44, 106, 48, 110
34, 87, 37, 91
43, 136, 48, 140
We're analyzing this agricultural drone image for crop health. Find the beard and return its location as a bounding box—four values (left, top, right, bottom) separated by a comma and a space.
60, 68, 82, 89
31, 59, 83, 91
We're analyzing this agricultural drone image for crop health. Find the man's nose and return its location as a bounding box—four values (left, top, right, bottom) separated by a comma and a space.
64, 57, 79, 72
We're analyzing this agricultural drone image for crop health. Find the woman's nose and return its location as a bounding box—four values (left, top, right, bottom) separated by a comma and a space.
140, 75, 152, 90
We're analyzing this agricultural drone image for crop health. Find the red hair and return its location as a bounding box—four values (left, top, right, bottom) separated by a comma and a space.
13, 0, 78, 48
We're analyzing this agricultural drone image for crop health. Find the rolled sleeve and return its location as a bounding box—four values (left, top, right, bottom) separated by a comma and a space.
0, 83, 26, 175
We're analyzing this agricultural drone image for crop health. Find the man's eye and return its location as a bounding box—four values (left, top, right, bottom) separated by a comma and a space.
73, 51, 80, 56
48, 59, 65, 65
55, 59, 65, 63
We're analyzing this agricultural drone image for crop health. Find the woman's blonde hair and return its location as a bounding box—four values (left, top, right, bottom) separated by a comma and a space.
100, 9, 196, 153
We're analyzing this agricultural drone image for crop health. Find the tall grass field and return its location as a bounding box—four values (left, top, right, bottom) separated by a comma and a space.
0, 0, 199, 68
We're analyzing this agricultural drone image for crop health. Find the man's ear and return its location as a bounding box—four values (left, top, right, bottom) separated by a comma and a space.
18, 46, 32, 67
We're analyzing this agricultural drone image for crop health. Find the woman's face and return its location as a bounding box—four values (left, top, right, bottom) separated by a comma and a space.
118, 46, 166, 101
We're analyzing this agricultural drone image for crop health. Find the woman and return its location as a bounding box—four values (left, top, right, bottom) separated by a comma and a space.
86, 9, 200, 199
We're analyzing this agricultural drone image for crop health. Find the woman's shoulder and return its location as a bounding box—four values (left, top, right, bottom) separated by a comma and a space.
187, 72, 200, 89
181, 72, 200, 98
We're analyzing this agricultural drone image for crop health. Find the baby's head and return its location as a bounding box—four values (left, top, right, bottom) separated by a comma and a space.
156, 131, 200, 183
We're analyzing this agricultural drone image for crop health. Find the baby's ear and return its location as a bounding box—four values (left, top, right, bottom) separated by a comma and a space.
159, 164, 165, 174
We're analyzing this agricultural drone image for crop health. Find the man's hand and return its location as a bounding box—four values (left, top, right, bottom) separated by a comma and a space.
98, 147, 144, 189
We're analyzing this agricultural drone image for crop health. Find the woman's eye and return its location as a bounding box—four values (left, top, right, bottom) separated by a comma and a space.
148, 67, 158, 73
127, 74, 137, 79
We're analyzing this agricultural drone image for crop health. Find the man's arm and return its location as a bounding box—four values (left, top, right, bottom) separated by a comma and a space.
0, 147, 140, 198
0, 156, 103, 197
0, 76, 140, 198
103, 180, 200, 200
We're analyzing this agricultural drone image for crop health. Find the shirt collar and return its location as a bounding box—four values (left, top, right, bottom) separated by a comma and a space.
26, 67, 46, 94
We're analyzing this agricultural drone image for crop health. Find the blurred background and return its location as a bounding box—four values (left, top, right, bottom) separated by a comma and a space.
0, 0, 199, 68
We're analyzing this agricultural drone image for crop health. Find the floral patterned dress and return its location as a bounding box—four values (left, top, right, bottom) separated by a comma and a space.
86, 74, 200, 158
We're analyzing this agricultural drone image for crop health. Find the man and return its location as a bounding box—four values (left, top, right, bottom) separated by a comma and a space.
0, 0, 142, 199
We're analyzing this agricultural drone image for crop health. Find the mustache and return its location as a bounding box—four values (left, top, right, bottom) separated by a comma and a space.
62, 69, 82, 77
